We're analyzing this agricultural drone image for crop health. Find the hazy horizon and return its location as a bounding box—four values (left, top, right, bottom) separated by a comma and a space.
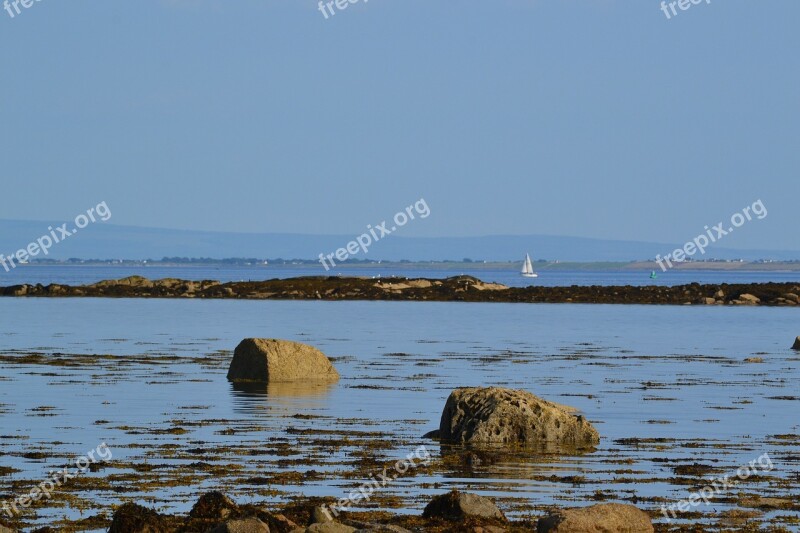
1, 217, 796, 263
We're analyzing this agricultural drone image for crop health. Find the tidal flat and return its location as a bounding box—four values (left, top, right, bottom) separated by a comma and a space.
0, 298, 799, 531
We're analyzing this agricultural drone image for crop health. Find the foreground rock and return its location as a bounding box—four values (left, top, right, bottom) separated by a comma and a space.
436, 387, 599, 449
351, 526, 412, 532
536, 503, 654, 532
793, 336, 800, 350
211, 517, 270, 533
422, 489, 506, 522
306, 523, 355, 532
78, 492, 659, 533
190, 491, 240, 520
309, 506, 333, 524
108, 502, 170, 533
227, 338, 340, 382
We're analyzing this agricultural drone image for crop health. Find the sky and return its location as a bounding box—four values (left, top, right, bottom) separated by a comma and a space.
1, 0, 798, 251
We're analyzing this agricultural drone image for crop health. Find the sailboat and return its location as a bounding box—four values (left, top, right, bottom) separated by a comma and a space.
521, 253, 538, 278
650, 271, 658, 279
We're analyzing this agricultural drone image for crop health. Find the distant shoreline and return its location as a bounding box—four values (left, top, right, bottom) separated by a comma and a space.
3, 275, 799, 307
10, 260, 800, 272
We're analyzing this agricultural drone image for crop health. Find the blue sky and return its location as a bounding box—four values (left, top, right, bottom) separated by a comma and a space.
1, 0, 797, 250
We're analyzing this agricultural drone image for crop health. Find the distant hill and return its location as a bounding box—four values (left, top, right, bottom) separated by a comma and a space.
0, 219, 797, 262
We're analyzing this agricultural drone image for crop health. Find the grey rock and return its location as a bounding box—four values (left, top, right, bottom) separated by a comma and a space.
422, 489, 505, 522
438, 387, 599, 449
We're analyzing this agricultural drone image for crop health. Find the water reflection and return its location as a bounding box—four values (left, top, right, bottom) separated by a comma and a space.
436, 443, 595, 479
229, 380, 338, 413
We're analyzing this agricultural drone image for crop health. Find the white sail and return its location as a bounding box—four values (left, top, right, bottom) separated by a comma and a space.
521, 253, 537, 277
522, 254, 532, 274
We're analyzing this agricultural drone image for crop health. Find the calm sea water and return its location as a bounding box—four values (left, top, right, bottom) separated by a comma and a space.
1, 287, 799, 529
2, 264, 800, 288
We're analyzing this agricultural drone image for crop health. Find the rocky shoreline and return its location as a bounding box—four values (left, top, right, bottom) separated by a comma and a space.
2, 275, 800, 306
97, 489, 656, 533
1, 489, 658, 533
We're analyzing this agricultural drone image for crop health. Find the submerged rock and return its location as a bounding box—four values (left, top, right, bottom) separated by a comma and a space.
108, 502, 170, 533
227, 339, 340, 383
737, 494, 794, 510
437, 387, 599, 449
536, 503, 653, 532
422, 489, 506, 522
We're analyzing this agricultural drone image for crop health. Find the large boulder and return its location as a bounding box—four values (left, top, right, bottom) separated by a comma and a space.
536, 503, 654, 533
792, 336, 800, 350
108, 502, 170, 533
422, 490, 506, 522
227, 339, 340, 382
438, 387, 599, 449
